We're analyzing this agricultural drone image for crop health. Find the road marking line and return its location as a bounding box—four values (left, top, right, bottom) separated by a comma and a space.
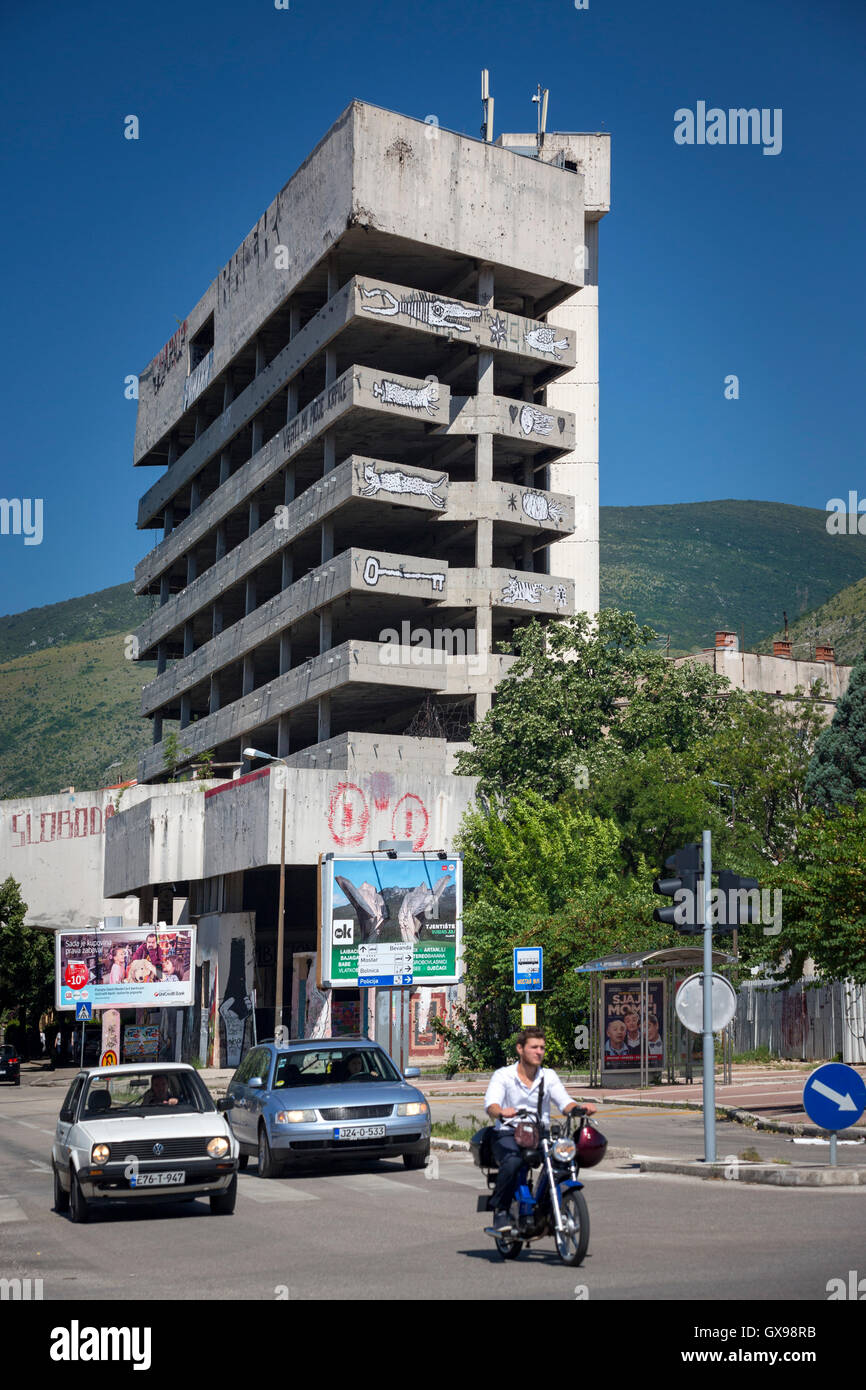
237, 1177, 318, 1203
0, 1196, 27, 1223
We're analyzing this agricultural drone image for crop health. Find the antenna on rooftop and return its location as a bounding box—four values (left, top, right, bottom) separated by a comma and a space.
481, 69, 494, 142
532, 83, 549, 154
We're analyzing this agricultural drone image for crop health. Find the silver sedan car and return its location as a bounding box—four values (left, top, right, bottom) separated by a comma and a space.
226, 1037, 431, 1176
52, 1063, 239, 1221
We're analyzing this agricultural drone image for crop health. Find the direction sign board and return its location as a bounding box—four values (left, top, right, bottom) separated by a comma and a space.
514, 948, 543, 992
802, 1062, 866, 1131
75, 1001, 93, 1022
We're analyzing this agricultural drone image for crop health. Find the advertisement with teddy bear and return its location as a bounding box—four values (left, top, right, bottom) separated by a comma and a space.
55, 927, 195, 1009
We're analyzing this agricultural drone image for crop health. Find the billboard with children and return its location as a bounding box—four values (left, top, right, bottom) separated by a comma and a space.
601, 978, 665, 1072
55, 926, 195, 1009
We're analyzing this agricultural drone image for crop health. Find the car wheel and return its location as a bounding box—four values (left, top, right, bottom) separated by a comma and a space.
53, 1165, 69, 1214
69, 1169, 89, 1224
237, 1153, 249, 1171
402, 1149, 429, 1171
14, 1076, 21, 1086
258, 1125, 280, 1179
209, 1175, 237, 1215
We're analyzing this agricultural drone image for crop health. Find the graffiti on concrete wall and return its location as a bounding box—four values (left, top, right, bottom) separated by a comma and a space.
326, 781, 430, 851
371, 377, 440, 415
360, 285, 481, 334
500, 575, 567, 608
362, 555, 445, 593
523, 326, 570, 358
182, 348, 214, 411
359, 462, 447, 510
11, 803, 115, 847
521, 490, 565, 524
516, 403, 555, 437
152, 321, 188, 395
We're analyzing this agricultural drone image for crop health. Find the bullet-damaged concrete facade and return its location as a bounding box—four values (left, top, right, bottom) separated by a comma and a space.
105, 101, 609, 1062
130, 102, 609, 781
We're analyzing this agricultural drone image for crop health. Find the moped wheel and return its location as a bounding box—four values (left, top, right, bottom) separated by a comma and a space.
554, 1189, 589, 1266
494, 1205, 524, 1260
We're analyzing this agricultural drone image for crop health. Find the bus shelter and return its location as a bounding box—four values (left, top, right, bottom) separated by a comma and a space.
576, 947, 737, 1089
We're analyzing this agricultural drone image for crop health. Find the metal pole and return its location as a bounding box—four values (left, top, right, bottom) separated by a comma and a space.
79, 1021, 85, 1068
275, 777, 286, 1040
829, 1132, 837, 1167
702, 829, 716, 1162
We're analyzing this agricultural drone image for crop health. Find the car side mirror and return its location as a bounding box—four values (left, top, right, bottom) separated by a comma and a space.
403, 1067, 421, 1079
248, 1077, 264, 1089
216, 1096, 235, 1112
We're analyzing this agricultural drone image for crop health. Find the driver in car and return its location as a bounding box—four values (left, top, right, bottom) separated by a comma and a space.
484, 1028, 595, 1232
140, 1074, 179, 1106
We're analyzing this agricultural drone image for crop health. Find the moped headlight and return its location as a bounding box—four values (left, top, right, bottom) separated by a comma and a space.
275, 1110, 317, 1123
396, 1102, 428, 1116
91, 1144, 111, 1163
552, 1137, 576, 1163
207, 1137, 230, 1158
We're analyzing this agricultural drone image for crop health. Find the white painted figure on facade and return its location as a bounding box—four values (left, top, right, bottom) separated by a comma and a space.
523, 326, 570, 359
361, 285, 481, 333
363, 555, 446, 593
519, 404, 554, 436
500, 575, 568, 608
372, 377, 440, 415
359, 462, 447, 510
521, 490, 565, 524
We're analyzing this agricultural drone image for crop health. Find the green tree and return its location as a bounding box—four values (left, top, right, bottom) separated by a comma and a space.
804, 650, 866, 810
455, 610, 732, 799
770, 794, 866, 985
0, 877, 54, 1052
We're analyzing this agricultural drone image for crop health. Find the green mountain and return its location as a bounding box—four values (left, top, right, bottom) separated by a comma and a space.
599, 500, 866, 654
2, 500, 865, 799
756, 575, 866, 666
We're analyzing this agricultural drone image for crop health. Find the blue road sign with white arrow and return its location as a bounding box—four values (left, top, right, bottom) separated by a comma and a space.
802, 1062, 866, 1130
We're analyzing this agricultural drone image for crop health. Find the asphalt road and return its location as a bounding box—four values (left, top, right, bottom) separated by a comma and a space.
1, 1081, 865, 1307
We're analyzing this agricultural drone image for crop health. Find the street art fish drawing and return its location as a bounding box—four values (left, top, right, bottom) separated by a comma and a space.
521, 490, 565, 524
359, 463, 448, 510
519, 404, 555, 436
523, 326, 570, 359
363, 555, 446, 593
361, 285, 481, 333
372, 377, 440, 415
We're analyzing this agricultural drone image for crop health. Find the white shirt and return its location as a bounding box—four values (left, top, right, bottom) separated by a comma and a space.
484, 1063, 575, 1130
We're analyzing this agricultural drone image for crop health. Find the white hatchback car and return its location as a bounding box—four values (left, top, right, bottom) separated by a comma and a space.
52, 1063, 239, 1222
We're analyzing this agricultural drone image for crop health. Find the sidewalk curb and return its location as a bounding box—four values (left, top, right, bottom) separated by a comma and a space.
638, 1156, 866, 1186
600, 1094, 866, 1139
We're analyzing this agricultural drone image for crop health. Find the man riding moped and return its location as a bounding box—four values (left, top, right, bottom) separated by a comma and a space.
483, 1027, 596, 1232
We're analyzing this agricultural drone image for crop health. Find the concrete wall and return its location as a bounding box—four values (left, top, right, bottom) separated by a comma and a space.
103, 784, 214, 899
678, 650, 851, 705
202, 765, 476, 879
0, 788, 144, 931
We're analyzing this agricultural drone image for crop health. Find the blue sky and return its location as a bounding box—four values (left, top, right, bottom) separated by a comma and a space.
1, 0, 863, 615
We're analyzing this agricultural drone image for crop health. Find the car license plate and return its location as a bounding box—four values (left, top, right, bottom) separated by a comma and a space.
130, 1170, 185, 1187
333, 1125, 386, 1141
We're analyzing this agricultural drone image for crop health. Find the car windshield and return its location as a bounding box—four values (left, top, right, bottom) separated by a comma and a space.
81, 1070, 212, 1117
272, 1048, 401, 1088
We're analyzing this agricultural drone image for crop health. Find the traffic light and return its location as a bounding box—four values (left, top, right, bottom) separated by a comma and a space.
717, 869, 761, 934
653, 843, 702, 935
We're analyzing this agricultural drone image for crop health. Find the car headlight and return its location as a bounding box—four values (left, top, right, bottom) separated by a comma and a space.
396, 1102, 428, 1116
275, 1110, 318, 1124
91, 1144, 111, 1163
207, 1137, 230, 1158
552, 1137, 576, 1163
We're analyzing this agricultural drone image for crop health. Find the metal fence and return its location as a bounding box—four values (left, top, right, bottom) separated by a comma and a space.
733, 979, 866, 1064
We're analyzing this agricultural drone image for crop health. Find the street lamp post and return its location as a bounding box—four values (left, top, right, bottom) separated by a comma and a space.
244, 748, 288, 1042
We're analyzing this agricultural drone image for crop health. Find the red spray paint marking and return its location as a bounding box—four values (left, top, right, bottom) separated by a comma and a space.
369, 772, 392, 813
327, 783, 370, 847
392, 793, 429, 850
